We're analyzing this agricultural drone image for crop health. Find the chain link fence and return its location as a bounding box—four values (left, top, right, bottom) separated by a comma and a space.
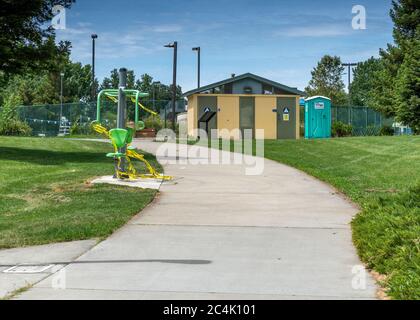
332, 106, 394, 136
6, 101, 395, 137
11, 99, 186, 136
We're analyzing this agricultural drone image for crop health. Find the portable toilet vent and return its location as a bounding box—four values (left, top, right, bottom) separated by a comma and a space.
304, 96, 331, 139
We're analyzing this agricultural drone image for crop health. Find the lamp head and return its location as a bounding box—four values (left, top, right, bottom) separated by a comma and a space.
91, 34, 98, 39
192, 47, 200, 51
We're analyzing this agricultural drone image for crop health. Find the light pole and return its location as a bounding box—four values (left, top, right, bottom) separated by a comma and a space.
342, 62, 358, 104
192, 47, 201, 88
164, 41, 177, 131
91, 34, 98, 101
60, 72, 64, 122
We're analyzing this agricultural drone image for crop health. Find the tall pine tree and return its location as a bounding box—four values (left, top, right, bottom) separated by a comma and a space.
372, 0, 420, 132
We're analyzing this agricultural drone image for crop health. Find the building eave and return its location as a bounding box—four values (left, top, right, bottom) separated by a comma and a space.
183, 73, 305, 97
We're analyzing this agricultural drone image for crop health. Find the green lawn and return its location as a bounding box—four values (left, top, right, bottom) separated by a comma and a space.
0, 137, 160, 249
199, 136, 420, 300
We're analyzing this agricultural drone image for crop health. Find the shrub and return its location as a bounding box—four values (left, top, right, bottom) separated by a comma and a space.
0, 92, 32, 136
70, 120, 97, 136
166, 121, 180, 135
332, 121, 353, 137
380, 125, 395, 136
144, 115, 163, 132
0, 119, 32, 136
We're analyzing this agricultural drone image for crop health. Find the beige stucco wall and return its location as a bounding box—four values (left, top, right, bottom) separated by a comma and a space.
187, 95, 197, 137
255, 96, 277, 139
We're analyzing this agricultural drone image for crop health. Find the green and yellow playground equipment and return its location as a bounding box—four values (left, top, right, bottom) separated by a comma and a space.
92, 68, 171, 181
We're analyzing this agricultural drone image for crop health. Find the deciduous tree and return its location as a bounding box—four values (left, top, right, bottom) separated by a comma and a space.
305, 55, 347, 105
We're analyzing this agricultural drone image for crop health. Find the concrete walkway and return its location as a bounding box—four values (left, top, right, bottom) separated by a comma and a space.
0, 240, 97, 298
16, 140, 377, 299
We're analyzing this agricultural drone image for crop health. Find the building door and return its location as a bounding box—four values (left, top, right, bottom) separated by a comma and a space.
312, 101, 328, 138
239, 97, 255, 139
304, 97, 331, 139
197, 96, 218, 137
277, 97, 296, 139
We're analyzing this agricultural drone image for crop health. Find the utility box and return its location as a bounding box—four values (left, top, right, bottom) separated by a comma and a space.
305, 96, 331, 139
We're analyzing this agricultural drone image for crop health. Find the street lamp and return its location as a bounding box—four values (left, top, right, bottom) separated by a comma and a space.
91, 34, 98, 101
342, 62, 358, 104
60, 72, 64, 123
164, 41, 178, 131
192, 47, 201, 88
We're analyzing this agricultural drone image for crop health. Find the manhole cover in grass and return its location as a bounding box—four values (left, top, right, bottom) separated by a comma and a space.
3, 264, 54, 274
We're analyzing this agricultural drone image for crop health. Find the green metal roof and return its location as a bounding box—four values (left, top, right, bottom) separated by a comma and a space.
183, 73, 305, 97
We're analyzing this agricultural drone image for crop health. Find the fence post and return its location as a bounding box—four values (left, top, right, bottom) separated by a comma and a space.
348, 107, 351, 125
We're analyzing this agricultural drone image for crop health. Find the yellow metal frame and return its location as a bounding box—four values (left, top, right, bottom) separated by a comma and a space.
92, 123, 172, 181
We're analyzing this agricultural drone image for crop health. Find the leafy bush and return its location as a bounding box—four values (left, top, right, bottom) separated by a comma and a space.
70, 120, 94, 136
144, 115, 163, 131
380, 125, 395, 136
0, 92, 32, 136
332, 121, 353, 137
0, 119, 32, 136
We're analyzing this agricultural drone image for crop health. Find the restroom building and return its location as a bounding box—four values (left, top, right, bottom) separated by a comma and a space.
184, 73, 305, 140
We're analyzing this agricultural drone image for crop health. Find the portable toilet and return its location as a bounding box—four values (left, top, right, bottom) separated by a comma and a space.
305, 96, 331, 139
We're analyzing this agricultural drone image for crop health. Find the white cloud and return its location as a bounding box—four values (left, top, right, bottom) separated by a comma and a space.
55, 22, 173, 62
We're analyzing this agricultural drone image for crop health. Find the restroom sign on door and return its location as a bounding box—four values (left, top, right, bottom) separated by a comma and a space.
283, 107, 290, 121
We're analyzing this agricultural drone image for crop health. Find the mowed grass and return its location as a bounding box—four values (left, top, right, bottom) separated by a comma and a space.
200, 136, 420, 300
0, 137, 160, 249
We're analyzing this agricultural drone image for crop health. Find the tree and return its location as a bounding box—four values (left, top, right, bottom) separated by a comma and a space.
370, 0, 420, 131
100, 69, 119, 90
305, 55, 347, 105
61, 61, 93, 103
370, 46, 404, 118
0, 0, 75, 75
127, 70, 136, 89
135, 73, 153, 93
0, 57, 93, 106
395, 39, 420, 132
390, 0, 420, 43
349, 57, 382, 106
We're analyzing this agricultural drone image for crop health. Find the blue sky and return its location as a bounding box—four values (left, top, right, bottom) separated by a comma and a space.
55, 0, 394, 92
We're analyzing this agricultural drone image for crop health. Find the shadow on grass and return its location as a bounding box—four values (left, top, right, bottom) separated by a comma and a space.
0, 146, 162, 169
0, 147, 111, 165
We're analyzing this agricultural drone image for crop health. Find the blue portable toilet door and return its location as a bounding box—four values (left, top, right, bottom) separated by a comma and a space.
312, 108, 326, 138
305, 96, 331, 139
312, 100, 328, 138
